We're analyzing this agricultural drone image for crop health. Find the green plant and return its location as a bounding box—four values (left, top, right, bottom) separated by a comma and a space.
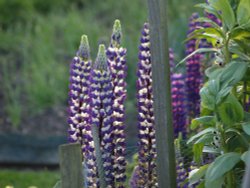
0, 169, 59, 187
185, 0, 250, 187
0, 56, 22, 127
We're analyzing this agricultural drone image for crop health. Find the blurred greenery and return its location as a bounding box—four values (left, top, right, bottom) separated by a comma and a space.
0, 0, 201, 127
0, 169, 59, 187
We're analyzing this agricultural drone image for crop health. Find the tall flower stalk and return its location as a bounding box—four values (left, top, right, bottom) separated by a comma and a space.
171, 73, 187, 138
136, 23, 157, 188
88, 44, 115, 187
68, 35, 99, 187
175, 140, 188, 188
68, 35, 92, 145
106, 20, 127, 187
185, 13, 203, 121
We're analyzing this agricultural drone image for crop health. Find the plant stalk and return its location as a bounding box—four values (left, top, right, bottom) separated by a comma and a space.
92, 125, 106, 188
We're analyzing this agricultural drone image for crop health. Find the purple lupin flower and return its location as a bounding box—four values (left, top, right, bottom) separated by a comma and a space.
89, 44, 115, 187
136, 23, 158, 188
247, 98, 250, 112
204, 0, 222, 27
169, 48, 175, 73
68, 35, 92, 144
106, 20, 127, 187
171, 73, 187, 138
129, 165, 140, 188
185, 13, 203, 121
175, 140, 188, 188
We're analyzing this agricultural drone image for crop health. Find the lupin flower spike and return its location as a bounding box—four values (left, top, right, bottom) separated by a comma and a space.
171, 73, 187, 138
107, 19, 127, 187
175, 139, 188, 188
68, 35, 91, 144
89, 44, 115, 187
185, 13, 203, 121
136, 23, 158, 188
68, 35, 99, 187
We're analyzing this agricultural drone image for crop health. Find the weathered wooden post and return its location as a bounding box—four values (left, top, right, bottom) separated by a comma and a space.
59, 143, 83, 188
147, 0, 177, 187
242, 157, 250, 188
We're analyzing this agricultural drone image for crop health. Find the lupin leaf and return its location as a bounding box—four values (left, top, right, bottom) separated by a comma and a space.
208, 0, 236, 30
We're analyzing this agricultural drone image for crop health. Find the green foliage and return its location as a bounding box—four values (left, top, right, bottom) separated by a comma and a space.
205, 152, 241, 187
0, 169, 59, 187
0, 56, 22, 127
185, 0, 250, 187
242, 122, 250, 135
237, 0, 250, 26
190, 116, 215, 130
218, 94, 244, 126
189, 164, 209, 186
208, 0, 236, 30
241, 149, 250, 164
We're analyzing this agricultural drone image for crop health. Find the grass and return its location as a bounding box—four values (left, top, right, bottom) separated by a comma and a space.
0, 169, 60, 188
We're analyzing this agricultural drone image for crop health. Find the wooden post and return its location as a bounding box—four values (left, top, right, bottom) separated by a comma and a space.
242, 157, 250, 188
59, 143, 83, 188
147, 0, 177, 187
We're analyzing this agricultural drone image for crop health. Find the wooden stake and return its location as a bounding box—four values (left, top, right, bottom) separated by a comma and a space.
147, 0, 177, 187
242, 157, 250, 188
59, 143, 83, 188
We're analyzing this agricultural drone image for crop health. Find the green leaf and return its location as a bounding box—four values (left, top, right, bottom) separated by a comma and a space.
195, 17, 222, 29
200, 79, 220, 110
191, 116, 216, 130
245, 112, 250, 121
185, 27, 224, 44
193, 143, 204, 164
189, 164, 209, 185
218, 94, 244, 126
187, 127, 215, 144
242, 122, 250, 135
220, 61, 247, 87
203, 146, 220, 154
195, 3, 222, 19
205, 152, 241, 183
237, 0, 250, 26
205, 176, 224, 188
208, 0, 236, 30
177, 48, 218, 67
216, 86, 232, 104
196, 181, 205, 188
229, 41, 250, 61
200, 87, 215, 110
241, 150, 250, 164
195, 133, 214, 145
53, 181, 61, 188
225, 128, 241, 135
243, 67, 250, 81
231, 29, 250, 40
205, 65, 223, 79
